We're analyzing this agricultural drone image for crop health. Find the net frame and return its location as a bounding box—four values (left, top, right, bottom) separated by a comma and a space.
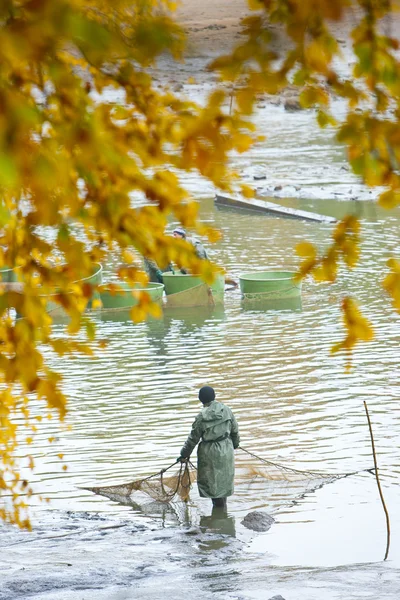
83, 459, 197, 504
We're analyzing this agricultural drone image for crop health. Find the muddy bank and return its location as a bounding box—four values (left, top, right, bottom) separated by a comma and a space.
0, 509, 244, 600
1, 505, 400, 600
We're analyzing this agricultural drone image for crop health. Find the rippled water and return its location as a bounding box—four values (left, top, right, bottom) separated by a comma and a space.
9, 102, 400, 598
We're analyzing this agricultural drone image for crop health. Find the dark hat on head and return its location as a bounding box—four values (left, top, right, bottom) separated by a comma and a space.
199, 385, 215, 404
173, 226, 186, 238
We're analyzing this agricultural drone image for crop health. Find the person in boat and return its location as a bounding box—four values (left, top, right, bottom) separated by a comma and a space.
178, 385, 240, 509
172, 226, 209, 274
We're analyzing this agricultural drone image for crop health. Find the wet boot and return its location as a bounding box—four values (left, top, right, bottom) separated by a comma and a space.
211, 497, 227, 509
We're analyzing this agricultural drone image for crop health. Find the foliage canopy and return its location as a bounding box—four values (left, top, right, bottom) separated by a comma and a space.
2, 0, 400, 526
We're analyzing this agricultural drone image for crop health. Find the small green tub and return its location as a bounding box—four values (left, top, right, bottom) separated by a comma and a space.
239, 270, 301, 299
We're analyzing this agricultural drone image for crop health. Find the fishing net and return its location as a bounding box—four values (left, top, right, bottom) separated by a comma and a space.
164, 283, 215, 308
238, 446, 355, 483
236, 446, 375, 511
83, 449, 373, 508
241, 287, 301, 301
83, 460, 197, 505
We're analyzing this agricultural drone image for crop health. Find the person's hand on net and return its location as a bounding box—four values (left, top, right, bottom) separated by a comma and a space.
177, 456, 187, 463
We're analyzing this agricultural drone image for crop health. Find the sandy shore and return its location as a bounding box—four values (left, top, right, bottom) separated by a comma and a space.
175, 0, 395, 59
176, 0, 251, 58
170, 1, 400, 105
158, 1, 331, 103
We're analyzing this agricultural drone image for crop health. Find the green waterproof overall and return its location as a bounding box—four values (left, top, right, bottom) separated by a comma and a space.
180, 400, 240, 499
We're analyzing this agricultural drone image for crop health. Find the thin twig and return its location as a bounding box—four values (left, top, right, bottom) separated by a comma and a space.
363, 400, 391, 561
229, 85, 235, 115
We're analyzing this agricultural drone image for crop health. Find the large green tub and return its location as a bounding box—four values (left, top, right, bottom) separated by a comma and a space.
46, 263, 103, 316
239, 271, 301, 299
12, 263, 103, 320
100, 282, 164, 310
162, 273, 224, 307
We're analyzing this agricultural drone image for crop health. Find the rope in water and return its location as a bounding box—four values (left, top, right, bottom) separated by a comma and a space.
238, 446, 375, 479
135, 458, 196, 501
161, 459, 197, 500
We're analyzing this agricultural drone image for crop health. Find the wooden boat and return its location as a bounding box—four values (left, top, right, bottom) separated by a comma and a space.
239, 270, 301, 300
162, 273, 225, 308
215, 194, 337, 223
99, 281, 164, 310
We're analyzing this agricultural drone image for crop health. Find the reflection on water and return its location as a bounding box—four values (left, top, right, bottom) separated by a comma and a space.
96, 308, 135, 323
124, 497, 238, 545
241, 295, 302, 312
163, 305, 226, 327
145, 306, 226, 366
149, 304, 226, 338
200, 507, 236, 537
97, 305, 225, 329
198, 507, 237, 551
127, 497, 191, 527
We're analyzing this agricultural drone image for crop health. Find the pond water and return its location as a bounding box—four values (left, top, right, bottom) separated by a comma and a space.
3, 101, 400, 600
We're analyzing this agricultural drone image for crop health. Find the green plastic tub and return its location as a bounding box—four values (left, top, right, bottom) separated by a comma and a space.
47, 263, 103, 316
239, 270, 301, 299
100, 282, 164, 309
162, 273, 224, 306
83, 263, 103, 308
0, 266, 19, 283
80, 263, 103, 287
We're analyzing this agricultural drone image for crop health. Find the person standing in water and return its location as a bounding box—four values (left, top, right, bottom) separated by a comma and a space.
178, 386, 240, 509
172, 226, 209, 273
143, 257, 173, 283
143, 226, 207, 282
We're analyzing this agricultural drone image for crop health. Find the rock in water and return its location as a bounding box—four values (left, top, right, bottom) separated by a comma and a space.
241, 511, 274, 532
284, 98, 302, 111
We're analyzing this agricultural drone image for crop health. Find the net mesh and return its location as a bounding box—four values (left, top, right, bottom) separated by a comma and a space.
83, 461, 197, 504
241, 286, 300, 300
235, 447, 372, 513
164, 284, 214, 308
238, 446, 349, 483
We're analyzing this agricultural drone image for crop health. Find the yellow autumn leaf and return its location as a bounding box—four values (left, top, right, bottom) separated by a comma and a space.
296, 241, 317, 258
236, 87, 255, 115
240, 184, 254, 198
379, 189, 400, 209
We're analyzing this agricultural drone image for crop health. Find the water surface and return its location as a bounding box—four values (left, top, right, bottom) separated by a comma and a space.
5, 101, 400, 599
